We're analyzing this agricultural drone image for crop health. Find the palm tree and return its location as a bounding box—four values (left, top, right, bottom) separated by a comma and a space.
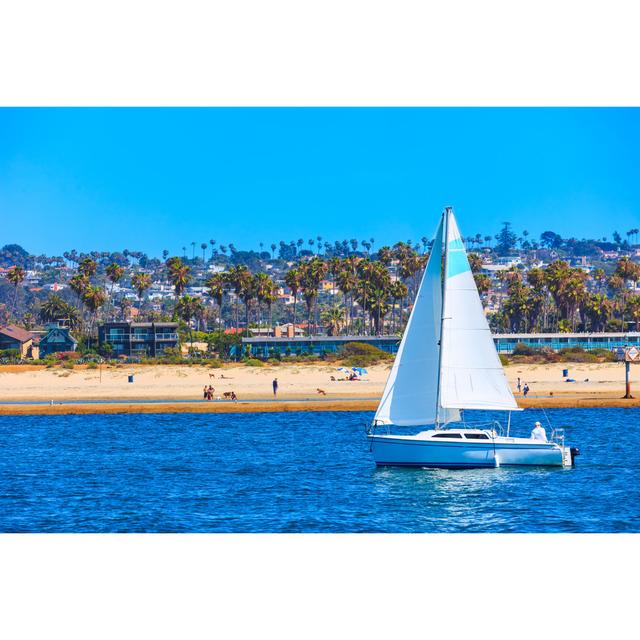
263, 280, 278, 333
299, 257, 327, 336
22, 312, 35, 331
467, 253, 483, 273
176, 294, 205, 350
201, 243, 208, 262
585, 293, 613, 331
613, 257, 640, 329
270, 243, 276, 259
78, 257, 97, 278
336, 266, 358, 334
322, 305, 345, 336
82, 285, 107, 348
225, 265, 251, 333
191, 242, 196, 260
69, 273, 90, 313
6, 266, 25, 314
474, 274, 492, 297
39, 294, 80, 329
239, 274, 257, 335
209, 239, 216, 261
254, 273, 276, 333
205, 272, 226, 333
131, 273, 152, 310
389, 280, 408, 333
105, 263, 125, 296
165, 257, 191, 301
593, 268, 606, 292
39, 294, 66, 323
284, 268, 301, 335
626, 295, 640, 330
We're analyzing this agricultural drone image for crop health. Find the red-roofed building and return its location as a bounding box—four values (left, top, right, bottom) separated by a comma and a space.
0, 324, 37, 358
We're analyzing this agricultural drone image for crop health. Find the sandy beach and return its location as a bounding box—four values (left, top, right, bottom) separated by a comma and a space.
1, 361, 639, 414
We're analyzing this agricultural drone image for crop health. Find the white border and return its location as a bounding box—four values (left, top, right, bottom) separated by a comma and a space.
1, 534, 637, 638
1, 2, 639, 637
1, 1, 640, 106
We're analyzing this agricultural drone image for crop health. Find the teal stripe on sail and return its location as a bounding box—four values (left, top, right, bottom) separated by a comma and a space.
447, 244, 470, 278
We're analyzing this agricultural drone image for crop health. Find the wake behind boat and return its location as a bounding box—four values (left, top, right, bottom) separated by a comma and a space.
368, 207, 578, 469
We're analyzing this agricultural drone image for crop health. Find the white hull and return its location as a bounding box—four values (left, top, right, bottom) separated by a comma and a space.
368, 431, 566, 468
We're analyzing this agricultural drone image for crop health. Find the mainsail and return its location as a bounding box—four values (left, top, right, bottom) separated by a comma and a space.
439, 210, 519, 411
373, 207, 518, 427
373, 216, 444, 426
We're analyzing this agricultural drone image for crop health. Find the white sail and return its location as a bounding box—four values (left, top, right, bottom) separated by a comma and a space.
373, 216, 445, 426
439, 210, 519, 411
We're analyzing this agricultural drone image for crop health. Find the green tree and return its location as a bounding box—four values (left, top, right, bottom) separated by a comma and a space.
78, 257, 97, 278
131, 273, 152, 314
205, 272, 226, 333
284, 268, 301, 334
322, 305, 346, 336
176, 294, 205, 349
225, 265, 251, 333
6, 266, 25, 314
495, 222, 517, 256
82, 285, 107, 348
165, 257, 191, 300
299, 257, 328, 336
105, 263, 125, 296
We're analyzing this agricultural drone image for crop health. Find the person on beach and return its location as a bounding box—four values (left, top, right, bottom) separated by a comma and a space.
272, 378, 278, 396
203, 385, 208, 400
231, 391, 237, 401
517, 377, 521, 393
531, 421, 547, 442
523, 383, 529, 397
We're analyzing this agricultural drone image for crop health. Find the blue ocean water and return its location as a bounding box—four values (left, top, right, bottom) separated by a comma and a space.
0, 408, 638, 533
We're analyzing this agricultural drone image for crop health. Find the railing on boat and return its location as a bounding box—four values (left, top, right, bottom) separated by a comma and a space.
367, 419, 505, 437
550, 427, 565, 448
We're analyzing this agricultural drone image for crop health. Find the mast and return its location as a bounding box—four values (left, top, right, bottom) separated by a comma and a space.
435, 207, 450, 428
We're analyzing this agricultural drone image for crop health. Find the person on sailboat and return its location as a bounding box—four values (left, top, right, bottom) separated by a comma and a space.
531, 421, 547, 442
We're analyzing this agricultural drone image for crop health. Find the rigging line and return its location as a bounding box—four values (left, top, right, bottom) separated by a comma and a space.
435, 208, 449, 429
541, 406, 554, 433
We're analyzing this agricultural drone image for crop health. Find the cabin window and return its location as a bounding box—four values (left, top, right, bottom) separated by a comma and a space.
464, 433, 489, 440
432, 433, 463, 438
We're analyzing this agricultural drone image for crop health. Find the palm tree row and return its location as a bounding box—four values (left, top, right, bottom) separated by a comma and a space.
492, 257, 640, 333
9, 237, 640, 346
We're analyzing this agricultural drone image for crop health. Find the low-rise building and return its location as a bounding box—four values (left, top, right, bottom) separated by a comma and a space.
240, 335, 401, 357
38, 324, 78, 357
0, 324, 37, 358
98, 321, 179, 357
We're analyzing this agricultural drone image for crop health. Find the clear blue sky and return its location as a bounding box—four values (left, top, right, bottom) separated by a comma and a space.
1, 108, 638, 257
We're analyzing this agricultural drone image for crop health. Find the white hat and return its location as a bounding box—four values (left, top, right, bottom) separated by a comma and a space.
535, 421, 542, 426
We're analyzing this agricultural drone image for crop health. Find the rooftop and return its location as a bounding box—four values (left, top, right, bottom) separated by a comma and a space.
243, 335, 400, 343
0, 324, 34, 343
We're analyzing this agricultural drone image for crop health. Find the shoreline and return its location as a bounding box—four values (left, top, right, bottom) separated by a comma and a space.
2, 394, 640, 415
1, 361, 640, 415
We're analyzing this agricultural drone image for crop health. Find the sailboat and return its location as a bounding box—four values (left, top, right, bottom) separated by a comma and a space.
368, 207, 578, 468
